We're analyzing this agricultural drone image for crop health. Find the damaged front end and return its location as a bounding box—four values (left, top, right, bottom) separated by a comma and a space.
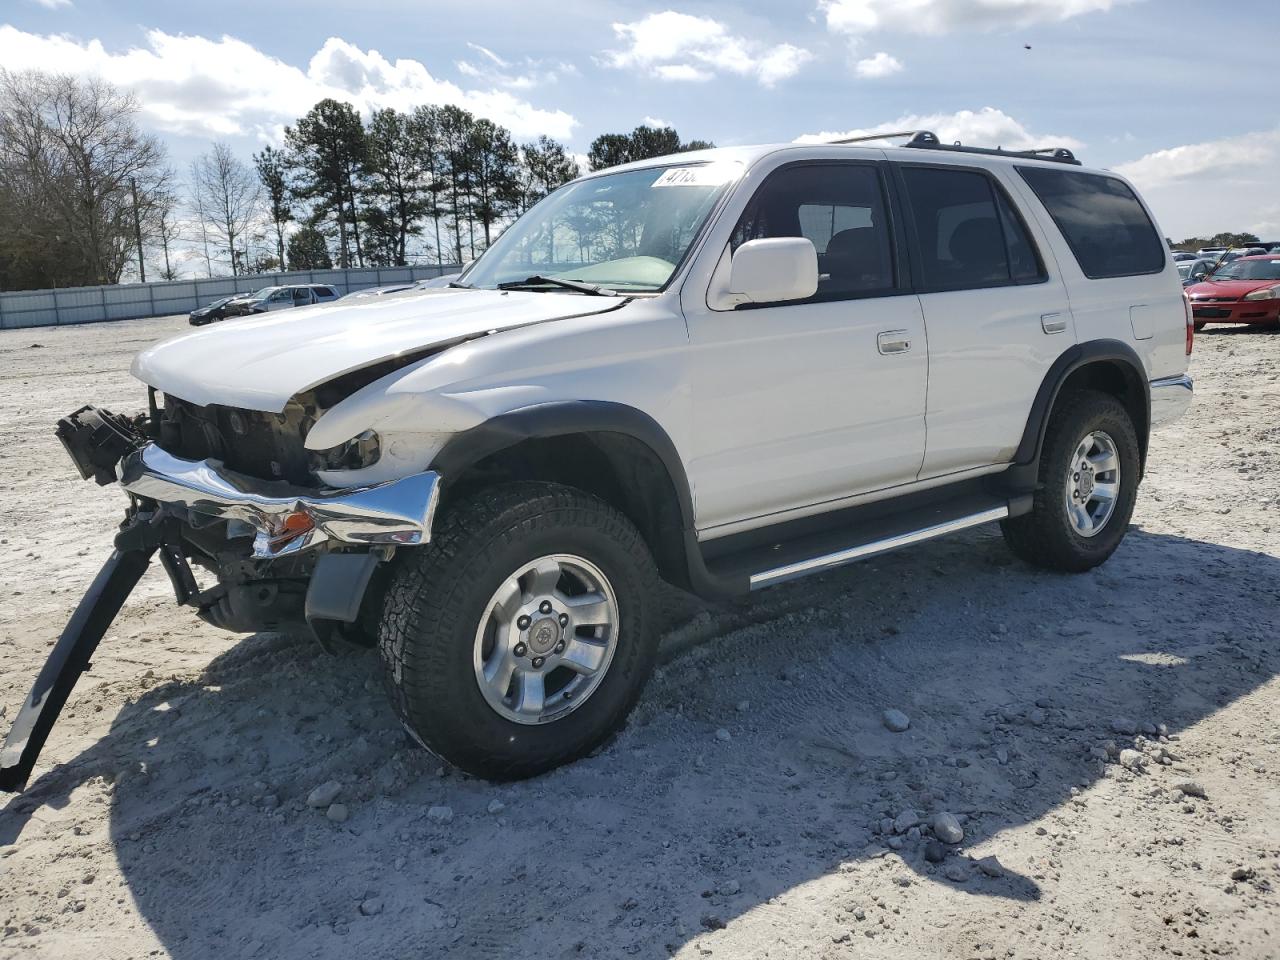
0, 403, 440, 792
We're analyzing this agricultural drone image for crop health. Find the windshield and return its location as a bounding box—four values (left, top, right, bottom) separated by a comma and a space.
249, 287, 277, 299
1208, 258, 1280, 281
461, 161, 741, 293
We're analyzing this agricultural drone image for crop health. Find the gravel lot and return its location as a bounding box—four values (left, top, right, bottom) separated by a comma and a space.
0, 315, 1277, 960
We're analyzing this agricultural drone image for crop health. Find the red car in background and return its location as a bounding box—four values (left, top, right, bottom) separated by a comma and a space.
1185, 255, 1280, 330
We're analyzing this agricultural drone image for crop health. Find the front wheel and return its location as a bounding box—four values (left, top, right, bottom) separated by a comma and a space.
1001, 389, 1141, 572
377, 482, 660, 780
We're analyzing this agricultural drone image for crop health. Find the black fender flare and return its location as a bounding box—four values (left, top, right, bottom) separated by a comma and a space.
429, 401, 740, 598
1009, 339, 1150, 486
431, 400, 695, 527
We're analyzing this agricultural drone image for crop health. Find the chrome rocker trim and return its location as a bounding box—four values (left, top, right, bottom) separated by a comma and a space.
749, 505, 1010, 589
1149, 373, 1193, 429
119, 444, 441, 559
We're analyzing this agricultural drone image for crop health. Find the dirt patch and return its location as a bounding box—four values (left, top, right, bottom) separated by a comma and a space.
1, 318, 1277, 959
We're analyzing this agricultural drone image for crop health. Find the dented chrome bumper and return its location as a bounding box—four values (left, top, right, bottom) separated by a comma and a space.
120, 443, 441, 559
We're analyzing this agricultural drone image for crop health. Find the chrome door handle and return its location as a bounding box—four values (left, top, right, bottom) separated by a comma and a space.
1041, 312, 1067, 334
877, 330, 912, 355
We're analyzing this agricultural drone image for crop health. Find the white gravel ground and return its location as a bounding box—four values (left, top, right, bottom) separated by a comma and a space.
0, 316, 1277, 960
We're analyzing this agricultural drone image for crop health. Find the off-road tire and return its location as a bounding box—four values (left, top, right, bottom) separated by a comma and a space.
1000, 389, 1140, 572
377, 481, 660, 780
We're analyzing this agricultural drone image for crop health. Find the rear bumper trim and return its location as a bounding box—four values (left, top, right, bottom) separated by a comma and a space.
119, 443, 440, 559
1149, 373, 1193, 429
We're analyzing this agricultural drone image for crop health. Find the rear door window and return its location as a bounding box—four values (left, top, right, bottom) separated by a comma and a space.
1017, 167, 1165, 279
898, 166, 1045, 291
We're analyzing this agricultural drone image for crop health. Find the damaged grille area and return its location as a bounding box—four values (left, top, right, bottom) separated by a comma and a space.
157, 393, 320, 486
151, 351, 446, 486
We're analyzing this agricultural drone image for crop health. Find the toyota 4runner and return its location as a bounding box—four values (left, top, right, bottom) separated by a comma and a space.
0, 131, 1194, 789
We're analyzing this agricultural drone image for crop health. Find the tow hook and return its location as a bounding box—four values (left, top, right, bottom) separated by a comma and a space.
0, 511, 164, 793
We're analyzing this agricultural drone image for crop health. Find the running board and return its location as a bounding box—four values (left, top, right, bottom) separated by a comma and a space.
748, 505, 1008, 588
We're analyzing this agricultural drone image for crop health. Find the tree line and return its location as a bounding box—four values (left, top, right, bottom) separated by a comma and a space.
0, 68, 714, 291
1171, 231, 1271, 252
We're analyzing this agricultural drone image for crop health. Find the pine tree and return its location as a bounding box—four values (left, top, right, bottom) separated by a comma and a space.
285, 100, 368, 268
253, 145, 292, 269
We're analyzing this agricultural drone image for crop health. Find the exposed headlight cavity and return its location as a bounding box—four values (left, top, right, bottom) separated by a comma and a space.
310, 430, 382, 472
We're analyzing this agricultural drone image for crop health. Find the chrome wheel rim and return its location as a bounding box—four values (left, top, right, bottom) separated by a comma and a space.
1065, 430, 1121, 538
472, 554, 620, 725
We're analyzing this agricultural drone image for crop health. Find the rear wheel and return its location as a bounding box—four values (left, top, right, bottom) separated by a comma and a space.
1001, 389, 1140, 572
377, 482, 660, 780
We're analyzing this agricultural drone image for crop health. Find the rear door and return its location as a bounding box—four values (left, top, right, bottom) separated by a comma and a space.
1012, 165, 1180, 377
894, 162, 1075, 478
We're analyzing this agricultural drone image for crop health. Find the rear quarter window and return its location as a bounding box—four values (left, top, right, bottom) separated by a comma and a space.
1017, 167, 1166, 279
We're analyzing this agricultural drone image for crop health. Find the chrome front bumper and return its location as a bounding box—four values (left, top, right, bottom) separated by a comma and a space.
1149, 373, 1194, 429
119, 444, 440, 559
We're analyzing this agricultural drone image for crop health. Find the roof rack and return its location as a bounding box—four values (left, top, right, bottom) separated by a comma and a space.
828, 129, 1081, 166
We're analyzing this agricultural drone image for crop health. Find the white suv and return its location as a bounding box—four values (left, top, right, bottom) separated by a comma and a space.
1, 132, 1193, 790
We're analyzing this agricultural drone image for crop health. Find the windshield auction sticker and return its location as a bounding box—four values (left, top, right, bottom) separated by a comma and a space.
652, 163, 739, 187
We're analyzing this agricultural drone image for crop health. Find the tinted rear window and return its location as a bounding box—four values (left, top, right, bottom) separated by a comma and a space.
899, 166, 1045, 291
1017, 167, 1165, 279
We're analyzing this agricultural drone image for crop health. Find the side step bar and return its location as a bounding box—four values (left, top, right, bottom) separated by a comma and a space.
748, 505, 1008, 588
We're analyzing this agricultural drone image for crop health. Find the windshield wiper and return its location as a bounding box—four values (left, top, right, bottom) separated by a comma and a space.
447, 280, 474, 289
496, 275, 617, 296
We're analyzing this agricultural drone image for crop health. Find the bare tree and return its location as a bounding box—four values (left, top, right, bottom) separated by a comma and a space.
190, 142, 261, 276
144, 175, 185, 280
0, 69, 166, 289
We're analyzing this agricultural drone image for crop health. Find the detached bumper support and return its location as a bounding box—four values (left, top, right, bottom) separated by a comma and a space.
0, 545, 155, 792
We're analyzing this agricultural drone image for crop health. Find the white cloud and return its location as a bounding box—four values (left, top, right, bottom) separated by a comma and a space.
642, 115, 673, 128
819, 0, 1134, 36
604, 11, 812, 87
1113, 128, 1280, 240
455, 43, 578, 91
796, 107, 1081, 151
1113, 129, 1280, 190
0, 26, 577, 141
853, 51, 902, 78
30, 0, 73, 8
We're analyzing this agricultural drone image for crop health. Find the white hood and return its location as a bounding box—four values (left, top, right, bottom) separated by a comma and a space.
133, 289, 621, 412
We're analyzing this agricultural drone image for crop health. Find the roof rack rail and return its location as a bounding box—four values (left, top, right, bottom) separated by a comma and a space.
827, 130, 922, 145
900, 130, 1081, 165
828, 129, 1081, 165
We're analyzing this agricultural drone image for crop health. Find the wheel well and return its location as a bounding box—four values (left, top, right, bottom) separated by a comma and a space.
442, 432, 693, 590
1057, 360, 1149, 468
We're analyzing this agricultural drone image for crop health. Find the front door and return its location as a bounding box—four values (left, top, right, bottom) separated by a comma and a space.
265, 289, 294, 312
686, 161, 928, 533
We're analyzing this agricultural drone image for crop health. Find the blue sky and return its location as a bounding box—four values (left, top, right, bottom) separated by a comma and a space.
6, 0, 1280, 241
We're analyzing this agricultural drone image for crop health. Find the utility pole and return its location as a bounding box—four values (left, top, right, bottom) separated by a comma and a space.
130, 177, 146, 283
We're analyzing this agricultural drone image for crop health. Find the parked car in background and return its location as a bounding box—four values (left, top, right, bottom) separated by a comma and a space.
1185, 255, 1280, 329
1220, 247, 1266, 264
188, 295, 245, 326
1197, 246, 1227, 259
1171, 251, 1198, 262
1180, 258, 1217, 286
222, 284, 341, 318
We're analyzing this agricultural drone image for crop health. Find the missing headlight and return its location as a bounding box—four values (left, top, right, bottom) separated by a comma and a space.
310, 430, 382, 472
